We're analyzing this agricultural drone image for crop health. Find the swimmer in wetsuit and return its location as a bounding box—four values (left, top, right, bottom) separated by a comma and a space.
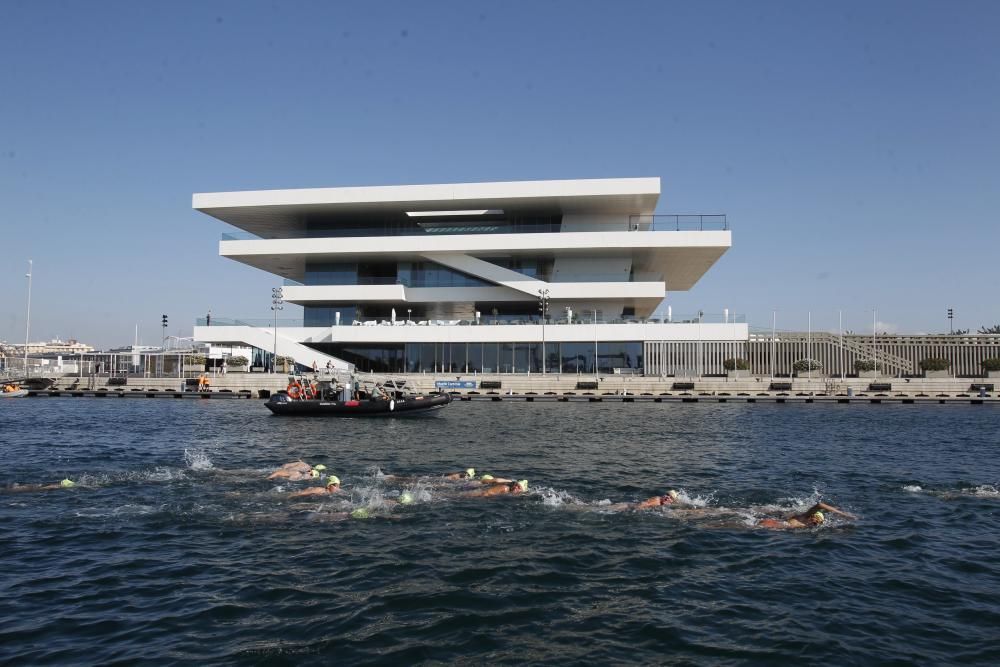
288, 476, 341, 499
465, 480, 528, 497
756, 502, 857, 529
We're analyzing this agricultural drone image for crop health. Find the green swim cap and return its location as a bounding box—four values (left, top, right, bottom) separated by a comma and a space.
60, 479, 75, 488
310, 469, 320, 478
465, 468, 475, 479
667, 490, 679, 501
481, 474, 495, 481
516, 480, 528, 492
399, 491, 414, 505
313, 464, 327, 471
350, 507, 371, 519
326, 475, 341, 487
811, 511, 824, 524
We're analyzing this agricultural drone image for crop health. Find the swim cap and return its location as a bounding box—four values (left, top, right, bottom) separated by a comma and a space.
811, 511, 824, 524
326, 475, 341, 487
399, 491, 414, 505
350, 508, 371, 519
60, 479, 75, 488
667, 490, 679, 501
516, 480, 528, 492
465, 468, 475, 479
310, 469, 320, 478
313, 464, 327, 471
481, 474, 495, 481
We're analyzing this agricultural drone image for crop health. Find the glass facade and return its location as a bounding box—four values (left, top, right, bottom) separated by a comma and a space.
304, 341, 642, 374
304, 215, 561, 238
303, 260, 489, 288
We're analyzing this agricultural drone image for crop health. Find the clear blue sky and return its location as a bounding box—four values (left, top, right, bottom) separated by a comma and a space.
2, 0, 998, 348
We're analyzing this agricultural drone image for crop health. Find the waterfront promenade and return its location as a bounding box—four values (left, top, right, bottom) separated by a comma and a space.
21, 372, 999, 405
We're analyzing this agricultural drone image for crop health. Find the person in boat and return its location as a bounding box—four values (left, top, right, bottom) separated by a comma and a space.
3, 383, 21, 393
289, 476, 341, 499
465, 480, 528, 497
6, 478, 77, 493
268, 462, 326, 481
755, 502, 857, 529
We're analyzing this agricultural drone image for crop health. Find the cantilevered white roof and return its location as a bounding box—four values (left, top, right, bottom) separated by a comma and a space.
194, 177, 660, 237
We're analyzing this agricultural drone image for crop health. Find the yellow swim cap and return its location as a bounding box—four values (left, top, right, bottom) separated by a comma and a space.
667, 490, 680, 501
481, 474, 495, 481
399, 491, 414, 505
350, 508, 371, 519
811, 511, 825, 524
309, 469, 320, 478
465, 468, 475, 479
313, 464, 327, 471
326, 475, 341, 486
60, 479, 75, 488
516, 480, 528, 492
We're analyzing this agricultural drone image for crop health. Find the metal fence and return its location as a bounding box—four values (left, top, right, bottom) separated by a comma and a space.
645, 333, 1000, 377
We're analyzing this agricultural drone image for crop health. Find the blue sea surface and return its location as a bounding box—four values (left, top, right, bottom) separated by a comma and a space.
1, 399, 999, 665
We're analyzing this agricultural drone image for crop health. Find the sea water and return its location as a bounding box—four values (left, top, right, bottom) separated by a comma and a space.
1, 399, 999, 664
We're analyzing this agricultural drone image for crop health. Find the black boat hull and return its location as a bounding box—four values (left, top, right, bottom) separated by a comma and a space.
265, 392, 452, 417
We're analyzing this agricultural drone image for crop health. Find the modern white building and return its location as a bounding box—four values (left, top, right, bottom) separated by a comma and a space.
192, 177, 746, 373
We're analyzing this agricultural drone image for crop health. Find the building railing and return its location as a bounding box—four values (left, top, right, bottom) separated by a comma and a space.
221, 215, 729, 242
629, 214, 728, 231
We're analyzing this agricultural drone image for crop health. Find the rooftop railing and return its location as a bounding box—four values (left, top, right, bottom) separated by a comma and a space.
195, 313, 745, 327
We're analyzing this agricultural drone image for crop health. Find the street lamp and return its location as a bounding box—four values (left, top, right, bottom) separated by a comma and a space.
271, 287, 283, 373
23, 259, 32, 376
537, 288, 550, 374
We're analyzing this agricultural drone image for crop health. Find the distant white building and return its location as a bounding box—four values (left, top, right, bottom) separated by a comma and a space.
192, 177, 746, 373
12, 339, 95, 355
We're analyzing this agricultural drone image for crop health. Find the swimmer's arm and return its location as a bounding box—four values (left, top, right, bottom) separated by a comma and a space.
811, 502, 859, 520
635, 497, 662, 509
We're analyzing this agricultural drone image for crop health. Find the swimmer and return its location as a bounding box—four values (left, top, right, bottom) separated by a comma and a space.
756, 502, 857, 529
268, 461, 324, 481
603, 489, 680, 512
6, 478, 77, 493
444, 468, 477, 480
478, 474, 514, 485
465, 480, 528, 497
288, 476, 341, 499
635, 489, 680, 509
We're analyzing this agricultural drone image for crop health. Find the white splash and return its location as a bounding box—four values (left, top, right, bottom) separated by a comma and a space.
902, 485, 923, 493
183, 448, 214, 471
536, 487, 583, 507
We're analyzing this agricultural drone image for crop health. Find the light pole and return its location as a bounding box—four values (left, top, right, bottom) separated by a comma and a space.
537, 289, 550, 374
271, 287, 283, 373
771, 310, 776, 380
23, 259, 32, 376
161, 314, 168, 376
